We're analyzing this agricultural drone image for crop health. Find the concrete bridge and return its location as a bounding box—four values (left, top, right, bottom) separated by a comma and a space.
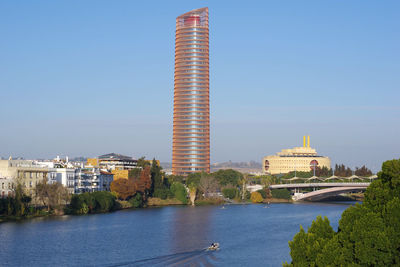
269, 182, 370, 201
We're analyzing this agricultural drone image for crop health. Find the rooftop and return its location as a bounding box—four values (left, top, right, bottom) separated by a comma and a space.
98, 153, 135, 161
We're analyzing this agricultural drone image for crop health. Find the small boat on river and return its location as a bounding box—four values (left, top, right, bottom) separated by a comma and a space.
207, 243, 220, 251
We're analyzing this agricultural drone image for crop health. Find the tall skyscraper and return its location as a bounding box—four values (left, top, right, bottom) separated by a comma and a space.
172, 7, 210, 175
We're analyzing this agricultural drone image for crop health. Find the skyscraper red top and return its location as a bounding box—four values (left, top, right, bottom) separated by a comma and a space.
173, 7, 210, 175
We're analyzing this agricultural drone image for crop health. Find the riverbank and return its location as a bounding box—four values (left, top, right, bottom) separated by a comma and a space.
264, 198, 292, 203
0, 196, 293, 223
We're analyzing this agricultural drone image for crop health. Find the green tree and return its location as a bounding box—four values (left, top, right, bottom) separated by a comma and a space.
287, 216, 334, 267
271, 189, 291, 200
186, 172, 203, 187
286, 158, 400, 266
222, 187, 237, 199
256, 189, 267, 199
170, 182, 188, 204
213, 169, 243, 186
150, 158, 167, 198
137, 157, 151, 169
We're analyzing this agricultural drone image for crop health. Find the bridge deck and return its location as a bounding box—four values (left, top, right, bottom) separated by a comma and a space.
294, 186, 367, 201
270, 182, 370, 189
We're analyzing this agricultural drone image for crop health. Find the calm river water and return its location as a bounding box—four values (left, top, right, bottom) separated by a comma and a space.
0, 202, 353, 267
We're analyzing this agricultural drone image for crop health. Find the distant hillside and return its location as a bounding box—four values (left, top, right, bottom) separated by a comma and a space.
161, 161, 263, 174
211, 160, 262, 169
160, 162, 172, 169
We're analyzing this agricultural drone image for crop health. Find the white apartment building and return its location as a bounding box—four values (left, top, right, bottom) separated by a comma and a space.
48, 168, 77, 194
74, 168, 113, 194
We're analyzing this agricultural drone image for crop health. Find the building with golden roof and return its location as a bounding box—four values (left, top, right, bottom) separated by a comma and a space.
263, 136, 331, 175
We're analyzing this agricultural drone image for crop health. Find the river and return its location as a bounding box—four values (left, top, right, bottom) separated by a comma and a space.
0, 202, 354, 266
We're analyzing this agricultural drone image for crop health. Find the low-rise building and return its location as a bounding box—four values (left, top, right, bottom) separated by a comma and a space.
100, 171, 113, 191
74, 168, 114, 193
263, 136, 331, 175
97, 153, 137, 170
48, 168, 77, 194
0, 157, 114, 196
0, 177, 14, 198
0, 159, 48, 196
86, 153, 139, 180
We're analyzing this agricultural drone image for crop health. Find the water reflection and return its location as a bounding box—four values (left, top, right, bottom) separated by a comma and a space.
100, 249, 218, 267
0, 203, 351, 266
169, 206, 219, 266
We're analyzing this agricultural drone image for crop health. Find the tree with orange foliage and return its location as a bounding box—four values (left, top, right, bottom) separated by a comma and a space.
110, 178, 137, 200
135, 166, 152, 198
111, 166, 152, 200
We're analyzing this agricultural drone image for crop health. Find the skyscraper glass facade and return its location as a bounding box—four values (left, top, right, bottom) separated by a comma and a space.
172, 7, 210, 175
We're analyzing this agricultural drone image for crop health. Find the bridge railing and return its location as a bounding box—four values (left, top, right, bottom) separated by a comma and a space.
280, 175, 377, 184
270, 182, 370, 189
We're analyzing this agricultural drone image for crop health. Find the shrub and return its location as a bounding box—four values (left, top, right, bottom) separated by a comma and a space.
250, 191, 264, 203
128, 193, 144, 208
70, 195, 86, 214
92, 191, 116, 213
257, 189, 267, 199
271, 189, 291, 200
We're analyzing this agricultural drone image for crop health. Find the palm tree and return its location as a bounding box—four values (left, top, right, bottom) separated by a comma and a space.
188, 183, 197, 206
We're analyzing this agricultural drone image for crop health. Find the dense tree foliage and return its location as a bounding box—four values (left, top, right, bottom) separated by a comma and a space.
285, 159, 400, 266
282, 171, 314, 179
110, 178, 137, 200
271, 189, 291, 200
69, 191, 116, 214
213, 169, 243, 186
151, 159, 169, 199
186, 172, 203, 187
315, 166, 333, 177
256, 189, 267, 199
170, 182, 188, 204
334, 164, 353, 177
354, 165, 373, 176
222, 187, 237, 199
0, 184, 32, 217
136, 157, 151, 169
111, 166, 152, 200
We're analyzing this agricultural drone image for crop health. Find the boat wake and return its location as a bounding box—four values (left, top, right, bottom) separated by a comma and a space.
101, 249, 219, 267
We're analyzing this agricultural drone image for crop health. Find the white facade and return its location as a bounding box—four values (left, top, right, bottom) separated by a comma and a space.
75, 168, 113, 193
246, 184, 263, 193
48, 168, 76, 194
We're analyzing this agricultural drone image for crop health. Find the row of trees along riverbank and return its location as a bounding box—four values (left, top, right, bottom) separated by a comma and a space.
284, 158, 400, 266
282, 164, 373, 179
1, 157, 301, 220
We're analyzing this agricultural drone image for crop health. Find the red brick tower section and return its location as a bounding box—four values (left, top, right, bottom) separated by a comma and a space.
173, 7, 210, 175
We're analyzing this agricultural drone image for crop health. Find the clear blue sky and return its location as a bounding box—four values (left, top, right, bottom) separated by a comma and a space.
0, 0, 399, 171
